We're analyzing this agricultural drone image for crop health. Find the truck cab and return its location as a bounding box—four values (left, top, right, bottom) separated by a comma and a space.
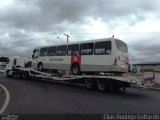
5, 57, 30, 77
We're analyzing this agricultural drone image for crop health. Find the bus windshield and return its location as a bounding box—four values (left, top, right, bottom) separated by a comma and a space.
32, 49, 39, 59
115, 39, 128, 52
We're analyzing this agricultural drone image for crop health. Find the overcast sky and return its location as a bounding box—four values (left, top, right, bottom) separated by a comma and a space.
0, 0, 160, 63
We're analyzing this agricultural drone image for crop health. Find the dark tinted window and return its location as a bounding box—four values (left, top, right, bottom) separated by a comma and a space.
80, 43, 94, 55
33, 49, 39, 58
48, 47, 56, 56
56, 45, 67, 56
40, 47, 48, 56
67, 44, 79, 56
95, 41, 111, 55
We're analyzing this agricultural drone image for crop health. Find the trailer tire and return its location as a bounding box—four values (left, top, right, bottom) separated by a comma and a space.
38, 63, 43, 71
71, 63, 80, 75
97, 79, 109, 91
17, 72, 22, 79
108, 80, 118, 92
85, 78, 96, 89
21, 72, 26, 79
23, 71, 30, 79
5, 70, 11, 78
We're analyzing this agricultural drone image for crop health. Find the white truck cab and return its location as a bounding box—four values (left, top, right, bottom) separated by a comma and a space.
0, 62, 7, 72
5, 57, 30, 77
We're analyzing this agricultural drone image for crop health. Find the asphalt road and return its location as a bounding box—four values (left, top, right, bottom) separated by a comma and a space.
0, 73, 160, 114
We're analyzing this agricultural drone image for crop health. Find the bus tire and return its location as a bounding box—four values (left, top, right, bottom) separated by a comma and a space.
71, 63, 80, 75
85, 78, 96, 89
97, 79, 109, 91
38, 63, 43, 71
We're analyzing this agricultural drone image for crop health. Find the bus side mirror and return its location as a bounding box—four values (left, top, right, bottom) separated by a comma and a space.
32, 54, 34, 58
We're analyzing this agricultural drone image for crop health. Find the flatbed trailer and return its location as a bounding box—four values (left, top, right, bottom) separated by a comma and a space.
4, 67, 154, 92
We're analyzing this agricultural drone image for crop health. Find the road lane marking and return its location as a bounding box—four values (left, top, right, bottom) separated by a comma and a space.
0, 84, 10, 114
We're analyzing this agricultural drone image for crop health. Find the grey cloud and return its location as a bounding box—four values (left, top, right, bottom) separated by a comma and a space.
128, 36, 160, 63
0, 0, 160, 63
0, 44, 32, 57
1, 0, 159, 32
9, 30, 29, 39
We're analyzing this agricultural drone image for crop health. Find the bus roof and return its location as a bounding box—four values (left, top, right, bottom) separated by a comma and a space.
34, 37, 121, 49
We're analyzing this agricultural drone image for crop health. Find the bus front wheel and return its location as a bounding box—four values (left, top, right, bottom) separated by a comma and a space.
71, 64, 80, 75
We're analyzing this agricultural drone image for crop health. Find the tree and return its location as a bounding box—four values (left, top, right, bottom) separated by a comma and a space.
0, 57, 9, 62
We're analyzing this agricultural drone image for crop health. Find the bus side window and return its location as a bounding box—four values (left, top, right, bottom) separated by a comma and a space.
67, 44, 79, 56
40, 47, 48, 56
80, 43, 94, 55
94, 41, 111, 55
56, 45, 67, 56
48, 47, 56, 56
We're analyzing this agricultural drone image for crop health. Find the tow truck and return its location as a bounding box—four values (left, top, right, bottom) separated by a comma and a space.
4, 57, 154, 92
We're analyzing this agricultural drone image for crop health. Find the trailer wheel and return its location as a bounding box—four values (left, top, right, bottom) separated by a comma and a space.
5, 70, 11, 78
85, 78, 96, 89
71, 64, 80, 75
108, 80, 118, 92
38, 63, 43, 71
17, 72, 22, 79
97, 79, 109, 91
23, 71, 29, 79
21, 72, 26, 79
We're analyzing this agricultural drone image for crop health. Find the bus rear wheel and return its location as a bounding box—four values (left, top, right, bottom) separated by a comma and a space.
71, 64, 80, 75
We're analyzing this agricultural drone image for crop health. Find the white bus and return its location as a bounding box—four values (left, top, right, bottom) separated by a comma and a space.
32, 37, 129, 75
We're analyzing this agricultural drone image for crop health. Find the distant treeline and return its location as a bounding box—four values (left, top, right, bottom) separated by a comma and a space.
0, 57, 9, 62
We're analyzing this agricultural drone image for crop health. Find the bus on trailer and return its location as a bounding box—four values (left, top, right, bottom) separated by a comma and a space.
5, 38, 154, 91
32, 37, 129, 75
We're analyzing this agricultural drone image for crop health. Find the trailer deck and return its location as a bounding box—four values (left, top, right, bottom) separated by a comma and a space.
5, 67, 154, 91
